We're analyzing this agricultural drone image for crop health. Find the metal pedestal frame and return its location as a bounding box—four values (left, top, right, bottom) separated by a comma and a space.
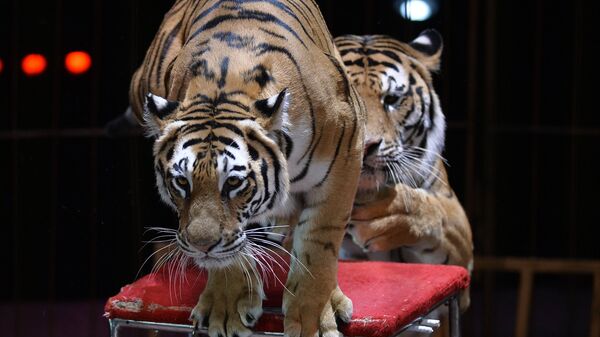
108, 294, 460, 337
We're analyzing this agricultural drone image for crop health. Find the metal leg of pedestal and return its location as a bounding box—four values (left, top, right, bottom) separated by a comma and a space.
448, 295, 461, 337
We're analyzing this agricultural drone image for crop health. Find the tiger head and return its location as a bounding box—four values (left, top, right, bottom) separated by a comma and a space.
335, 30, 446, 193
142, 54, 291, 268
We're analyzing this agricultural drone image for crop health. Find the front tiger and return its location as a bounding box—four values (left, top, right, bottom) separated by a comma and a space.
129, 1, 364, 337
334, 31, 474, 316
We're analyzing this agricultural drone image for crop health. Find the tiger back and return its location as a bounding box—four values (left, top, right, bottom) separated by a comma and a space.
129, 1, 364, 337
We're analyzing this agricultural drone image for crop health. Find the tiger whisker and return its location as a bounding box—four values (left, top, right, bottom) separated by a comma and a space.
408, 146, 448, 165
245, 242, 294, 295
246, 232, 286, 237
236, 255, 253, 300
137, 241, 177, 279
247, 241, 289, 276
143, 226, 178, 234
244, 225, 290, 232
399, 153, 446, 187
138, 235, 177, 253
248, 237, 313, 279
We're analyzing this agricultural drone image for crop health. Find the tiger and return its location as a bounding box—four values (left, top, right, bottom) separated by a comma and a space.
127, 1, 364, 337
333, 31, 474, 326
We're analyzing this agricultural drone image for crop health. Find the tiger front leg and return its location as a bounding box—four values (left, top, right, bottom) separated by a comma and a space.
282, 175, 360, 337
318, 285, 354, 337
190, 259, 264, 337
349, 184, 444, 252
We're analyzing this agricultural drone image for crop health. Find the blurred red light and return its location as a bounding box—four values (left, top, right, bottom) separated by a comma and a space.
22, 54, 47, 76
65, 51, 92, 75
0, 58, 4, 74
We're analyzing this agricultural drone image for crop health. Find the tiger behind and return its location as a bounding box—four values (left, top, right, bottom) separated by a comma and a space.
334, 31, 474, 314
129, 1, 364, 337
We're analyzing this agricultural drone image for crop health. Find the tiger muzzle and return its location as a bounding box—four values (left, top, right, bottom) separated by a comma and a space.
183, 219, 222, 253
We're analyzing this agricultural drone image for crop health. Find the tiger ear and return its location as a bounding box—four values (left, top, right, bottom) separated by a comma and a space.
143, 93, 180, 138
409, 29, 443, 72
255, 88, 290, 133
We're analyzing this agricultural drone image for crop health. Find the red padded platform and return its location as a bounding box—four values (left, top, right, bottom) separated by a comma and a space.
105, 261, 469, 337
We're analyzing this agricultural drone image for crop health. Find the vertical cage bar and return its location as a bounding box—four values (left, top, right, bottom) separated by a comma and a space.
529, 0, 543, 257
591, 272, 600, 337
569, 0, 582, 259
48, 1, 64, 335
568, 2, 583, 334
482, 0, 498, 335
482, 0, 498, 256
89, 0, 103, 336
515, 269, 533, 337
464, 0, 478, 226
463, 1, 479, 335
9, 0, 21, 335
363, 0, 374, 34
129, 0, 144, 273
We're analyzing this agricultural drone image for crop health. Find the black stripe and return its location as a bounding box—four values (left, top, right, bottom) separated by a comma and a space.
216, 122, 245, 138
145, 31, 165, 95
166, 145, 175, 161
248, 144, 259, 160
344, 58, 364, 68
326, 54, 350, 98
291, 127, 323, 183
218, 56, 230, 89
252, 42, 316, 163
315, 124, 345, 188
247, 131, 281, 207
276, 0, 317, 47
259, 159, 271, 204
158, 133, 178, 155
217, 136, 239, 149
215, 115, 254, 121
259, 27, 286, 39
213, 31, 255, 49
282, 131, 293, 158
179, 116, 210, 122
255, 89, 286, 117
221, 149, 236, 159
191, 59, 216, 81
180, 122, 212, 135
189, 10, 306, 48
156, 21, 182, 88
183, 138, 205, 149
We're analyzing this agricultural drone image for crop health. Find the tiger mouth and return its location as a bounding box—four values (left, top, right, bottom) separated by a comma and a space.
358, 166, 387, 191
178, 234, 248, 269
192, 253, 242, 269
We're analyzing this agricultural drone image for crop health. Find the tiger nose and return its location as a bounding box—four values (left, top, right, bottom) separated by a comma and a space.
364, 138, 382, 159
185, 233, 220, 253
185, 221, 221, 252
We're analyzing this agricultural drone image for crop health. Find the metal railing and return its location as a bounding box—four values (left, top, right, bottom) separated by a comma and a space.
476, 257, 600, 337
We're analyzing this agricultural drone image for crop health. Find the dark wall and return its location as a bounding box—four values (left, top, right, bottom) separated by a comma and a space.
1, 0, 598, 305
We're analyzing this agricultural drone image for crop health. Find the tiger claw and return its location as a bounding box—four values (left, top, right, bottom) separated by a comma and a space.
190, 307, 206, 336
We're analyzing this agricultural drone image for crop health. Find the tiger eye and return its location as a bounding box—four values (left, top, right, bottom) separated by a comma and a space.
175, 177, 188, 186
226, 176, 242, 187
383, 94, 401, 106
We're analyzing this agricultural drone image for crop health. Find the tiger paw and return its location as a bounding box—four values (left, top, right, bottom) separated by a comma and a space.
190, 264, 264, 337
282, 284, 351, 337
319, 286, 353, 337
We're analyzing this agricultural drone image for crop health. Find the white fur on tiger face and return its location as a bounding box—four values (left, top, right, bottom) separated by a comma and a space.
336, 31, 446, 193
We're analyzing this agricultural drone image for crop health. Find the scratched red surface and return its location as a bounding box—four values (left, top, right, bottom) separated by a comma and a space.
105, 260, 469, 337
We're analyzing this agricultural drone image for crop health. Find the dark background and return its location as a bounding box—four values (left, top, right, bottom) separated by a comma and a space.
1, 0, 598, 336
